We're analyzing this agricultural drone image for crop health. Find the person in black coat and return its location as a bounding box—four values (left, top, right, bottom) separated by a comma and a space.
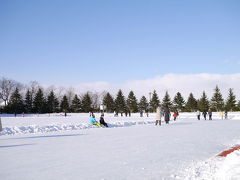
164, 106, 171, 124
208, 109, 212, 120
100, 114, 108, 127
202, 111, 207, 120
224, 110, 228, 119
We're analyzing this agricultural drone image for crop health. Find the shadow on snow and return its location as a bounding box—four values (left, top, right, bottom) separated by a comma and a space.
0, 133, 83, 141
0, 143, 35, 148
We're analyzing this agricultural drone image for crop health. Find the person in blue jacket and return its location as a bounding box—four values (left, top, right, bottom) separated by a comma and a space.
90, 114, 102, 127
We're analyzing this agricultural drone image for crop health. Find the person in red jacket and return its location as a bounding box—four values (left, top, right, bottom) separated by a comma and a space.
173, 110, 179, 121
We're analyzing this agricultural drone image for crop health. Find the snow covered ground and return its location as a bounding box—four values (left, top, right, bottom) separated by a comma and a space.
0, 112, 240, 180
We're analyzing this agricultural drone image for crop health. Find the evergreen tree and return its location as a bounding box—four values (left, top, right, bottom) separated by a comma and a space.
71, 94, 81, 112
237, 101, 240, 111
103, 92, 115, 112
173, 92, 185, 111
8, 88, 24, 114
81, 93, 92, 112
162, 91, 172, 108
115, 90, 126, 113
47, 90, 59, 113
60, 95, 69, 112
126, 91, 138, 113
198, 91, 209, 112
185, 93, 198, 112
24, 89, 33, 113
210, 86, 224, 111
33, 88, 46, 113
225, 88, 237, 111
149, 90, 160, 112
138, 96, 149, 111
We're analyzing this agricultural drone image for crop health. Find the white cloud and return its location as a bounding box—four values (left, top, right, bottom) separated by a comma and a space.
69, 73, 240, 100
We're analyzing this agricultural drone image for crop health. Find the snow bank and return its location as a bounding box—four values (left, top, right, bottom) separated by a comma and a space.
180, 149, 240, 180
231, 116, 240, 120
0, 120, 155, 135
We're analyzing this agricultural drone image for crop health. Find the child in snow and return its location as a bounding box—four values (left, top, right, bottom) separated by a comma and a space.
90, 114, 102, 127
173, 110, 179, 121
100, 114, 108, 127
173, 112, 178, 121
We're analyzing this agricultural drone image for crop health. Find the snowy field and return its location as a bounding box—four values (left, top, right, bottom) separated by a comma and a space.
1, 112, 240, 180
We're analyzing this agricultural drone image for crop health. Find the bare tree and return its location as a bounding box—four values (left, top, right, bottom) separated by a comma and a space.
89, 92, 101, 110
66, 87, 75, 106
0, 77, 21, 106
29, 81, 40, 98
55, 86, 66, 101
45, 85, 56, 95
99, 91, 108, 103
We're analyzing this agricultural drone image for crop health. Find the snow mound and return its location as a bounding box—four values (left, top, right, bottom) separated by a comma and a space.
231, 116, 240, 120
179, 150, 240, 180
0, 120, 154, 135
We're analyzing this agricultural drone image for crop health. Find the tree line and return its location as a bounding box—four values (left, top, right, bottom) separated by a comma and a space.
0, 77, 240, 114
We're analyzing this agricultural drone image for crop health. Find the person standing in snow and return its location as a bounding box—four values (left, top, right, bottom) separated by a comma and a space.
173, 110, 179, 121
89, 112, 92, 117
99, 114, 108, 127
125, 111, 128, 117
196, 110, 201, 120
220, 111, 224, 120
224, 110, 228, 119
140, 110, 143, 117
89, 114, 102, 127
164, 106, 171, 124
146, 110, 149, 117
208, 109, 212, 120
160, 109, 165, 118
155, 107, 162, 126
202, 111, 207, 120
114, 111, 118, 117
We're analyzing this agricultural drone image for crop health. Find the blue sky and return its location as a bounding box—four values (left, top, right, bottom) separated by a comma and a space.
0, 0, 240, 85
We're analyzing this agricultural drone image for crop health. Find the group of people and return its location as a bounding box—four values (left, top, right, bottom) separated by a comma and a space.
113, 110, 150, 117
155, 106, 178, 126
196, 109, 212, 120
89, 112, 109, 128
196, 110, 228, 120
114, 111, 131, 117
140, 110, 149, 117
90, 109, 229, 128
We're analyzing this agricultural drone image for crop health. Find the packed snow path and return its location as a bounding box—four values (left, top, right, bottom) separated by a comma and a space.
0, 113, 240, 180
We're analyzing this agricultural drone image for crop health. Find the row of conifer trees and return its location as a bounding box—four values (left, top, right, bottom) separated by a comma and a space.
1, 85, 240, 114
